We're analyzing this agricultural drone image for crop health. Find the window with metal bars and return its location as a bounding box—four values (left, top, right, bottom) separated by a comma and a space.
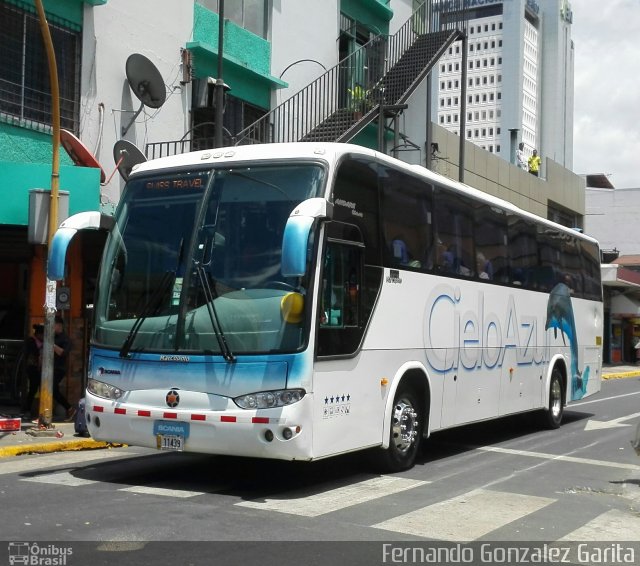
0, 2, 81, 133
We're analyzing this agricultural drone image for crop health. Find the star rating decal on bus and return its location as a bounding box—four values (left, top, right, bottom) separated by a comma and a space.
323, 393, 351, 419
324, 394, 350, 404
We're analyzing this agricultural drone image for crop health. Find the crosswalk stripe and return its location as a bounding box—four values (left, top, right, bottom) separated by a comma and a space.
372, 488, 555, 541
21, 471, 99, 487
558, 509, 640, 541
236, 476, 428, 517
0, 449, 138, 476
474, 446, 640, 471
119, 485, 206, 498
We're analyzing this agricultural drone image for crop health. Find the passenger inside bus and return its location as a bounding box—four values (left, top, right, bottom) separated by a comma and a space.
390, 238, 422, 269
476, 252, 493, 280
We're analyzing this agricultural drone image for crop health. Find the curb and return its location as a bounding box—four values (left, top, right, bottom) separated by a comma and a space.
0, 439, 116, 459
602, 372, 640, 380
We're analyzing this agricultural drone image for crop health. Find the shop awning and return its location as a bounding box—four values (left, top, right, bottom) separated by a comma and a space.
602, 264, 640, 289
610, 294, 640, 316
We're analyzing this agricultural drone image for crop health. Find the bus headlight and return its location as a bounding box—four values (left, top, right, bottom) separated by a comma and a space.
87, 378, 125, 400
234, 388, 305, 409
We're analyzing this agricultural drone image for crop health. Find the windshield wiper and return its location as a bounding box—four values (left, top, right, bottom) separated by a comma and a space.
194, 261, 236, 363
119, 271, 175, 358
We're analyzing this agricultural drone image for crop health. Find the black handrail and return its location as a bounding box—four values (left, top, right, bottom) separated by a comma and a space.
234, 0, 467, 146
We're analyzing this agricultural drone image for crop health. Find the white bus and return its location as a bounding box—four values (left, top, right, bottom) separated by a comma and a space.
49, 143, 603, 472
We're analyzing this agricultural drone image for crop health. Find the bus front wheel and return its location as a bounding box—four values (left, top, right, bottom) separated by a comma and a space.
374, 384, 424, 473
540, 367, 564, 429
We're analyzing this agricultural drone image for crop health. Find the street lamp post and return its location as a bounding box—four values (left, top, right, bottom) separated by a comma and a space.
214, 0, 225, 148
34, 0, 60, 429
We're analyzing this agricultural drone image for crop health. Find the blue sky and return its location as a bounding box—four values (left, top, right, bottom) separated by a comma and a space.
572, 0, 639, 188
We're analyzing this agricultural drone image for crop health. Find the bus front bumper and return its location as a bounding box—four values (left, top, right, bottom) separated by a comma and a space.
84, 391, 314, 461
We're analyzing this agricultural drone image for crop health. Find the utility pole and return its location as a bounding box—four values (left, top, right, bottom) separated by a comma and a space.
34, 0, 60, 429
214, 0, 225, 148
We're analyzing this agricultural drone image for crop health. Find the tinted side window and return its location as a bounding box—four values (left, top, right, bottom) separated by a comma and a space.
560, 235, 584, 296
380, 168, 433, 271
581, 240, 603, 301
537, 227, 563, 292
475, 204, 508, 282
317, 234, 365, 357
332, 157, 381, 266
508, 216, 538, 288
434, 190, 476, 277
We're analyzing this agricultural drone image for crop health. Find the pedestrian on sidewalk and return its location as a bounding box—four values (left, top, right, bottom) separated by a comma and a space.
23, 316, 75, 421
22, 323, 44, 419
53, 315, 75, 421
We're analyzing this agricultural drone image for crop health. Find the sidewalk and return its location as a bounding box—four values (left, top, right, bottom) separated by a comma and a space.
0, 364, 638, 458
602, 363, 640, 380
0, 412, 113, 458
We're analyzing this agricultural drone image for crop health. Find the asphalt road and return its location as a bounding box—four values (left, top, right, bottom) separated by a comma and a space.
2, 377, 639, 565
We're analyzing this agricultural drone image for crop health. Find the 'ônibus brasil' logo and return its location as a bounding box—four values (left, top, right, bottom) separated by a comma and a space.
165, 389, 180, 408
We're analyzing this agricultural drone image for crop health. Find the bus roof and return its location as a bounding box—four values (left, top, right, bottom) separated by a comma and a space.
131, 142, 598, 246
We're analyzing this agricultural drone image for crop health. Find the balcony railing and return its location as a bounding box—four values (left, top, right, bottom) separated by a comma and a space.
234, 0, 467, 145
145, 1, 467, 156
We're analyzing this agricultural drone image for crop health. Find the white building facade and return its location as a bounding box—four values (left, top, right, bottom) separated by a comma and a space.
432, 0, 575, 171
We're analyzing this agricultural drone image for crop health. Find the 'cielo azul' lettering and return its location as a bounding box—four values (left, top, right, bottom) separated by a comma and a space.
424, 284, 550, 373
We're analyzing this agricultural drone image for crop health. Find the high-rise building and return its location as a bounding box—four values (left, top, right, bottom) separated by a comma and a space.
433, 0, 574, 170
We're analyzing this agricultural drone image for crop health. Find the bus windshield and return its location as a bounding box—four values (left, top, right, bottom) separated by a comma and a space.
94, 162, 326, 355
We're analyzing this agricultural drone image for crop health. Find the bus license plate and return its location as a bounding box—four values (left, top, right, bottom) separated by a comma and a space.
157, 434, 184, 451
153, 420, 190, 451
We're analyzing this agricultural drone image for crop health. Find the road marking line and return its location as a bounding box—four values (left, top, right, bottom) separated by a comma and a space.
474, 446, 640, 471
21, 471, 99, 487
119, 485, 205, 498
236, 476, 428, 517
373, 489, 554, 541
558, 509, 640, 541
571, 390, 640, 407
0, 449, 140, 476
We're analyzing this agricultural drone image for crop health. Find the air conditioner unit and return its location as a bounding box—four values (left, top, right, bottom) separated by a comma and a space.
193, 77, 231, 108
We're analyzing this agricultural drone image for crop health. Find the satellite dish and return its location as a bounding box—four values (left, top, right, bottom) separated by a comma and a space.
126, 54, 166, 108
121, 53, 167, 136
60, 129, 106, 183
113, 140, 147, 181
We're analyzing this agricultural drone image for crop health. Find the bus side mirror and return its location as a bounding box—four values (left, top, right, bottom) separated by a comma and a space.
281, 198, 333, 278
48, 211, 115, 280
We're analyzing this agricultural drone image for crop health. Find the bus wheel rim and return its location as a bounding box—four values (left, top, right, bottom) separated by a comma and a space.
392, 398, 418, 454
550, 378, 562, 418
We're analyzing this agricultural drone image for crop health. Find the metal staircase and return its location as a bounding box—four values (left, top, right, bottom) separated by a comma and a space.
234, 1, 466, 146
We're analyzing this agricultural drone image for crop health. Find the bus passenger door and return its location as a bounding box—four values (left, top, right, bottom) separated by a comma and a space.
313, 224, 381, 456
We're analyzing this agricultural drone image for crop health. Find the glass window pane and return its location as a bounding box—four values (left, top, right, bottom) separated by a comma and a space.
435, 191, 475, 277
244, 0, 266, 37
225, 1, 243, 27
380, 168, 433, 271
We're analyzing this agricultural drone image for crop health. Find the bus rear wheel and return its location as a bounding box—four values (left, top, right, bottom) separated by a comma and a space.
539, 367, 564, 429
374, 384, 424, 473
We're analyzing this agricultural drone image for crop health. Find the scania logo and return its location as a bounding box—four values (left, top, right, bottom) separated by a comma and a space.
166, 389, 180, 408
98, 367, 121, 375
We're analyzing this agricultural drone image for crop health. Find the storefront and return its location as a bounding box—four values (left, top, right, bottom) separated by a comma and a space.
602, 264, 640, 364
